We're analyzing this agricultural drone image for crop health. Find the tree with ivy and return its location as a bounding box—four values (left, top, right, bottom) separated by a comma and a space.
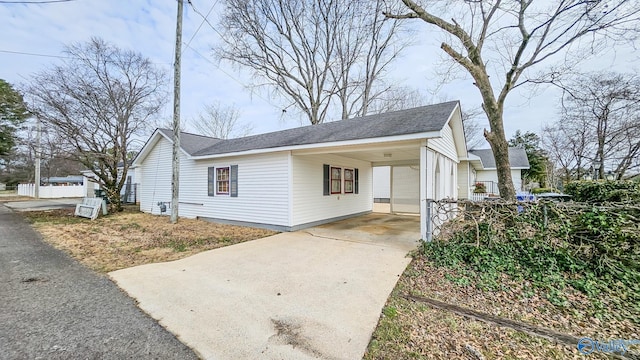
0, 79, 29, 156
509, 130, 548, 187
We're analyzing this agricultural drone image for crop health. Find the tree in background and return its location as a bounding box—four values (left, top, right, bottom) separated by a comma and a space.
25, 38, 167, 210
0, 79, 29, 156
217, 0, 410, 125
554, 72, 640, 180
0, 121, 83, 186
384, 0, 640, 200
191, 102, 252, 139
509, 130, 548, 187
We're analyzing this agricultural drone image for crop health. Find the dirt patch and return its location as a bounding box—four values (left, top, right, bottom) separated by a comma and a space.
23, 208, 277, 272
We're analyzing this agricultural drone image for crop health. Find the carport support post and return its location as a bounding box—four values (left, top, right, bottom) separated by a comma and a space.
420, 140, 429, 241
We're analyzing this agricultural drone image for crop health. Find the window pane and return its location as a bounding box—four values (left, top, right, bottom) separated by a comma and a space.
217, 168, 229, 181
331, 167, 341, 179
216, 167, 230, 194
331, 180, 341, 193
345, 181, 353, 193
344, 169, 353, 180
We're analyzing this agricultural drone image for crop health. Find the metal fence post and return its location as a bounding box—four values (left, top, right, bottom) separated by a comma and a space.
426, 199, 433, 242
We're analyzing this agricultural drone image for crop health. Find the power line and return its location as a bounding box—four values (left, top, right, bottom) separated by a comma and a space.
0, 48, 172, 66
183, 1, 283, 113
187, 0, 224, 39
0, 49, 71, 59
0, 0, 77, 3
185, 1, 285, 111
183, 0, 219, 51
183, 43, 283, 113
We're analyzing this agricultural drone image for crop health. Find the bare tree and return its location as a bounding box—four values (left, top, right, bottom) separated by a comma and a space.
191, 102, 252, 139
217, 0, 409, 125
542, 119, 593, 183
24, 37, 167, 210
385, 0, 640, 200
550, 72, 640, 179
461, 107, 485, 150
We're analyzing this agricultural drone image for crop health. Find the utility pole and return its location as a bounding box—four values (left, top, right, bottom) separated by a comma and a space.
34, 117, 41, 199
171, 0, 183, 224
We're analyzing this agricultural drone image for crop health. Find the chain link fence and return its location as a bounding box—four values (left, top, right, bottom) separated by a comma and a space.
425, 198, 640, 272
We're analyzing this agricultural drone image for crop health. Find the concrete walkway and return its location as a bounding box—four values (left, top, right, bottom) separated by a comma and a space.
110, 216, 419, 360
0, 205, 197, 359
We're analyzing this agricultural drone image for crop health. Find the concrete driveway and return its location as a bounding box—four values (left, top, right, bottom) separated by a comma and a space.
3, 198, 83, 212
109, 214, 420, 360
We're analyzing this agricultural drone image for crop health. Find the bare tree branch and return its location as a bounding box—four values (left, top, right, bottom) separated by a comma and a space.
384, 0, 640, 200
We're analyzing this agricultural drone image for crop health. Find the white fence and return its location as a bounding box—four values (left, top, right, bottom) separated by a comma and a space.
18, 184, 85, 198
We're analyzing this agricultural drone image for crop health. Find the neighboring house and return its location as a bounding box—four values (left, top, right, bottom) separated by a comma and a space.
81, 162, 137, 202
458, 148, 530, 199
134, 101, 468, 240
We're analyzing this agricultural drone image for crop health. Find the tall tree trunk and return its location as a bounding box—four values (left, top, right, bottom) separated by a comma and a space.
483, 105, 516, 200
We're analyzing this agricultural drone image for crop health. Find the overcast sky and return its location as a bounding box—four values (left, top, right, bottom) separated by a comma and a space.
1, 0, 637, 146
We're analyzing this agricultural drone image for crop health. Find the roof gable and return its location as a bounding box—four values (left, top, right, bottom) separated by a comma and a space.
468, 148, 530, 169
157, 129, 223, 156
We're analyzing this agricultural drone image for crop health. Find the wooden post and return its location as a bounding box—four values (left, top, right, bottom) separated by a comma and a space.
171, 0, 183, 224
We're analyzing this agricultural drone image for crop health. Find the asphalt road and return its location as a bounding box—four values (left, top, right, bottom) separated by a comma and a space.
0, 205, 198, 360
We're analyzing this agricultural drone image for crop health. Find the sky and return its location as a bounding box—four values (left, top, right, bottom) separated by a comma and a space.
1, 0, 638, 147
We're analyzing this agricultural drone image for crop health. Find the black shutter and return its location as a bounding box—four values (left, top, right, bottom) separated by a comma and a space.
207, 167, 215, 196
230, 165, 238, 197
354, 168, 359, 194
323, 164, 330, 196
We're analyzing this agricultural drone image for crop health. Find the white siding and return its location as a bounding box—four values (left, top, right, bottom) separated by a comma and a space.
373, 166, 390, 199
476, 169, 498, 184
179, 152, 290, 226
512, 169, 523, 191
138, 138, 173, 215
292, 154, 372, 226
457, 161, 471, 199
429, 150, 457, 200
138, 138, 290, 226
391, 166, 419, 213
475, 169, 524, 193
428, 124, 458, 161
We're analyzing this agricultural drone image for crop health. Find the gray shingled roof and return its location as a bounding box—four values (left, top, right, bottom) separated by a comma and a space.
158, 129, 223, 156
469, 148, 530, 169
186, 101, 459, 156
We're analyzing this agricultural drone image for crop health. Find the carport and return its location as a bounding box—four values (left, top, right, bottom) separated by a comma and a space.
306, 212, 421, 252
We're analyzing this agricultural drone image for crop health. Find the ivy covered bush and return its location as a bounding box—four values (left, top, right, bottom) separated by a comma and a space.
423, 199, 640, 322
564, 180, 640, 202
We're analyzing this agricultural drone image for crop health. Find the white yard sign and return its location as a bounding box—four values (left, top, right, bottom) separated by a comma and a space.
75, 198, 105, 220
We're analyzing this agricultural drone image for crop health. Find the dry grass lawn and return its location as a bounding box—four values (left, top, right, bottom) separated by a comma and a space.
23, 207, 276, 272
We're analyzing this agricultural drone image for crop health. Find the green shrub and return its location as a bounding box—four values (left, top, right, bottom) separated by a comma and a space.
564, 180, 640, 202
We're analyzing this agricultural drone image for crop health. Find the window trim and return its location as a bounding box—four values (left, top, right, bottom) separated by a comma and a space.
330, 166, 342, 194
343, 168, 354, 194
216, 166, 230, 195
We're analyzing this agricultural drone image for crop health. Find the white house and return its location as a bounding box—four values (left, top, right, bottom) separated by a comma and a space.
457, 148, 530, 199
81, 162, 137, 202
133, 101, 468, 240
